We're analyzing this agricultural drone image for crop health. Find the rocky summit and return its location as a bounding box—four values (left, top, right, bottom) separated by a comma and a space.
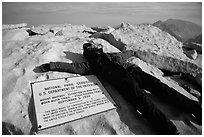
2, 22, 202, 135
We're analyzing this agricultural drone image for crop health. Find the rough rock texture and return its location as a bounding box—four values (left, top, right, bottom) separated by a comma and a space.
91, 23, 187, 60
2, 28, 30, 41
127, 57, 198, 101
164, 76, 201, 98
55, 30, 63, 36
2, 23, 202, 135
133, 50, 202, 87
30, 25, 53, 35
90, 23, 202, 87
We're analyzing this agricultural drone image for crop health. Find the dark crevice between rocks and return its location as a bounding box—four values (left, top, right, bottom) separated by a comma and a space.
49, 29, 54, 34
180, 73, 202, 93
160, 69, 181, 76
91, 26, 111, 32
26, 30, 42, 36
26, 29, 54, 36
82, 30, 95, 35
161, 68, 202, 93
28, 93, 38, 134
183, 43, 202, 54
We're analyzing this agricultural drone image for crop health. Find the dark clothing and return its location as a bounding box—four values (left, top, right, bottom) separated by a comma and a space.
48, 50, 179, 134
49, 51, 200, 114
45, 50, 201, 134
127, 65, 201, 116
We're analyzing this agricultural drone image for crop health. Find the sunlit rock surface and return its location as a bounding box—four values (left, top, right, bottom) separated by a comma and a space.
91, 23, 202, 87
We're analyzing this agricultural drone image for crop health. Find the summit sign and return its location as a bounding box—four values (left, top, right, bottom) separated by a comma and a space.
30, 75, 116, 130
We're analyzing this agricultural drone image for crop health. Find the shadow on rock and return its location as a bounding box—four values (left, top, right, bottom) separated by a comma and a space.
98, 78, 157, 135
33, 66, 45, 73
28, 93, 38, 134
26, 29, 40, 36
32, 51, 85, 73
2, 122, 24, 135
146, 94, 202, 131
63, 51, 85, 63
116, 106, 158, 135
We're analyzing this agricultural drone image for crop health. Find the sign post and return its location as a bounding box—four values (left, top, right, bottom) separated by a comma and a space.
30, 75, 116, 130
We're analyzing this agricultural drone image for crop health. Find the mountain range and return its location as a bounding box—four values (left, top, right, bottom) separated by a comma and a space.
153, 19, 202, 43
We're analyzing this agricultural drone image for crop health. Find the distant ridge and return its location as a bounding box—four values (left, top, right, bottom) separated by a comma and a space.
187, 34, 202, 44
153, 19, 202, 42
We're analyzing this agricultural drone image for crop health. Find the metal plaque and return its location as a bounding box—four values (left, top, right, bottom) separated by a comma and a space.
30, 75, 116, 130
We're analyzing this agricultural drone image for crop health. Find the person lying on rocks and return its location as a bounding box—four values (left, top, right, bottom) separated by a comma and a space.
36, 42, 202, 134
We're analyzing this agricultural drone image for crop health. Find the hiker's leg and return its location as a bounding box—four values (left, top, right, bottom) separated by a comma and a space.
119, 77, 178, 134
127, 65, 200, 110
127, 65, 202, 125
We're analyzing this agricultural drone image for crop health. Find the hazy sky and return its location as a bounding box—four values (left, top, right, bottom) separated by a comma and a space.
2, 2, 202, 27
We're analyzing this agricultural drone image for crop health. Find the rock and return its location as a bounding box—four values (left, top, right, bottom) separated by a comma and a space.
55, 30, 63, 36
90, 29, 126, 52
90, 39, 121, 53
31, 26, 51, 35
26, 29, 39, 36
184, 49, 198, 60
90, 22, 202, 87
165, 75, 201, 99
133, 50, 201, 77
2, 24, 143, 135
127, 57, 164, 77
91, 23, 187, 60
49, 29, 54, 34
2, 23, 27, 30
183, 42, 202, 54
127, 57, 198, 102
194, 54, 202, 68
2, 23, 202, 135
91, 26, 114, 32
133, 49, 202, 87
2, 28, 29, 41
82, 30, 96, 35
181, 73, 202, 91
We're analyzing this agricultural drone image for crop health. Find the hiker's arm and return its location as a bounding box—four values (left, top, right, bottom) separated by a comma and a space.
38, 62, 92, 75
